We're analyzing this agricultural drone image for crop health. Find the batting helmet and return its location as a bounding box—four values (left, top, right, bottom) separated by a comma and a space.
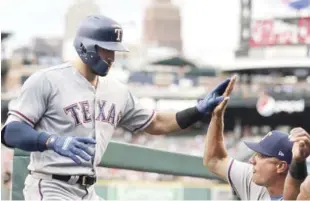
74, 15, 129, 76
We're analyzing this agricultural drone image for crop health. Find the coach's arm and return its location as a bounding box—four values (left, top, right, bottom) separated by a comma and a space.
203, 77, 236, 181
297, 176, 310, 200
283, 127, 310, 200
144, 78, 234, 135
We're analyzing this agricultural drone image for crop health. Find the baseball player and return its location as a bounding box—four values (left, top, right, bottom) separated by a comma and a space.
283, 127, 310, 200
1, 14, 232, 200
203, 77, 294, 200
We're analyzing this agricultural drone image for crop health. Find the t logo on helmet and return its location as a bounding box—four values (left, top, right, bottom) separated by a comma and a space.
115, 28, 122, 41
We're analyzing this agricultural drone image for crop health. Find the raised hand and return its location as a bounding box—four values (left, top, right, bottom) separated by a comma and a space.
212, 75, 237, 117
197, 75, 237, 116
289, 127, 310, 162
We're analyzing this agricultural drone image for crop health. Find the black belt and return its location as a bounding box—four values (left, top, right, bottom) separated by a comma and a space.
29, 171, 96, 186
52, 174, 97, 186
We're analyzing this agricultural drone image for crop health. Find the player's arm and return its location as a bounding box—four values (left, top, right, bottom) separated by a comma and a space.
2, 119, 95, 164
144, 109, 201, 135
1, 71, 95, 164
202, 77, 236, 181
297, 176, 310, 200
119, 78, 233, 135
283, 127, 310, 200
144, 78, 234, 135
2, 120, 50, 151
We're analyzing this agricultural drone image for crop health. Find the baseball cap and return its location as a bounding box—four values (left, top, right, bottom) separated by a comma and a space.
244, 130, 293, 164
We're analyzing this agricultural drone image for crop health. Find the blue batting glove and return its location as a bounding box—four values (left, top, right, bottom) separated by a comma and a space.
46, 135, 96, 165
196, 78, 230, 114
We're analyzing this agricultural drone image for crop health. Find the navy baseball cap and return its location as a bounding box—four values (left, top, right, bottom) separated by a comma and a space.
244, 130, 293, 164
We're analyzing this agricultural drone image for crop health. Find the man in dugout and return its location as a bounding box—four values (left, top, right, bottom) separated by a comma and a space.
202, 76, 310, 200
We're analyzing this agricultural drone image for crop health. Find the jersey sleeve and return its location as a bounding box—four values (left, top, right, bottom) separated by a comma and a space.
226, 159, 266, 200
118, 90, 155, 133
6, 71, 51, 127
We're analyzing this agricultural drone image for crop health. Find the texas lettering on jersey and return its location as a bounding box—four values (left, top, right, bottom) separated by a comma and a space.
64, 100, 122, 127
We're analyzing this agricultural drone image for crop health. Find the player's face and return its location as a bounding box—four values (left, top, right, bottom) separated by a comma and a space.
249, 152, 283, 186
97, 47, 115, 69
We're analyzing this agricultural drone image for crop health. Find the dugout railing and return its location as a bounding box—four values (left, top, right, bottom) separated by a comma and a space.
11, 141, 237, 200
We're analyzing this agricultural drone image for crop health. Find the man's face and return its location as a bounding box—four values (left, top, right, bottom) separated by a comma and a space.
249, 152, 287, 186
297, 176, 310, 200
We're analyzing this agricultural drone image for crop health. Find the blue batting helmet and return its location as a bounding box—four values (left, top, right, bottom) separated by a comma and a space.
74, 15, 129, 76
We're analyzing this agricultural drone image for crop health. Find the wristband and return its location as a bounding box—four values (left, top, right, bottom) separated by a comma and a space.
176, 107, 204, 129
37, 132, 50, 152
289, 160, 308, 180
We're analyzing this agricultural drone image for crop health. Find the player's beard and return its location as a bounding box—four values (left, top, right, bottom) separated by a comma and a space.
103, 58, 113, 75
105, 62, 112, 75
107, 60, 112, 71
92, 58, 113, 77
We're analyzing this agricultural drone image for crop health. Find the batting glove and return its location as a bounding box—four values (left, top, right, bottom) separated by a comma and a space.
46, 135, 96, 165
196, 78, 230, 115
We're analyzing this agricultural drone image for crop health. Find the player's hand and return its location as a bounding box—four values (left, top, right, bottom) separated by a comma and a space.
289, 127, 310, 162
212, 75, 237, 117
196, 75, 236, 115
46, 135, 96, 165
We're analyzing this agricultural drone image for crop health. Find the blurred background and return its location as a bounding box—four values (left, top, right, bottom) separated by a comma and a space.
1, 0, 310, 200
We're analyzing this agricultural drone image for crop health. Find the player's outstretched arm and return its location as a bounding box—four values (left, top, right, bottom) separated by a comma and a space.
144, 77, 234, 135
283, 127, 310, 200
203, 77, 236, 181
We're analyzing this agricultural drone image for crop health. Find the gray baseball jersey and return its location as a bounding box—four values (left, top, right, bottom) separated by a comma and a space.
4, 62, 155, 176
226, 158, 283, 200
